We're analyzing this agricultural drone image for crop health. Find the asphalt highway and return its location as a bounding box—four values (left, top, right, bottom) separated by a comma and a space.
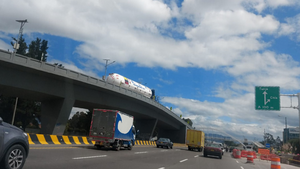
23, 145, 298, 169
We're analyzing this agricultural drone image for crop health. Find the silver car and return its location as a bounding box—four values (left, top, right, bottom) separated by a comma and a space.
0, 117, 29, 169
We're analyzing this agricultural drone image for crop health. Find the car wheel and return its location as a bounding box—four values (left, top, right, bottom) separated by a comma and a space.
203, 152, 207, 157
198, 148, 201, 152
157, 145, 159, 148
219, 154, 222, 159
128, 145, 132, 150
2, 144, 26, 169
167, 146, 169, 149
115, 145, 120, 151
170, 146, 173, 149
96, 145, 103, 150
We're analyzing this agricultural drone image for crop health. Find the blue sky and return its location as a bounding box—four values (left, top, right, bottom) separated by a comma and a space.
1, 0, 300, 141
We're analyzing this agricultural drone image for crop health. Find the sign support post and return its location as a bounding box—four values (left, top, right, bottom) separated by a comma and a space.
280, 93, 300, 141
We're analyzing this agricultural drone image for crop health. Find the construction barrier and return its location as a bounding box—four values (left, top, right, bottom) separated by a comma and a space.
246, 151, 254, 163
236, 150, 241, 159
260, 154, 279, 161
241, 150, 248, 158
232, 149, 237, 157
28, 133, 156, 146
271, 157, 281, 169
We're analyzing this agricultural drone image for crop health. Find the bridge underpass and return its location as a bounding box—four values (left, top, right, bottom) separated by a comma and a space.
0, 49, 191, 143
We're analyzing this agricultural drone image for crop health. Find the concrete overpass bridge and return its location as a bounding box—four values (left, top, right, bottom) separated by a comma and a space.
0, 49, 192, 143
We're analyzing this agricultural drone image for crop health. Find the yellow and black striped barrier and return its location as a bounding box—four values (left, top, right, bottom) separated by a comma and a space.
134, 140, 156, 146
27, 133, 156, 146
28, 133, 94, 145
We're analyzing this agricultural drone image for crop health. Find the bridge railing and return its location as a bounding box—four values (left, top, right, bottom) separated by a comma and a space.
0, 49, 192, 128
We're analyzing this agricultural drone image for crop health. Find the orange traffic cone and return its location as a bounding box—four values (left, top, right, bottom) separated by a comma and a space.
246, 151, 254, 163
271, 157, 280, 169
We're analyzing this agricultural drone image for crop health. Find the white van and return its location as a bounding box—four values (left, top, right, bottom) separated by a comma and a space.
245, 145, 253, 151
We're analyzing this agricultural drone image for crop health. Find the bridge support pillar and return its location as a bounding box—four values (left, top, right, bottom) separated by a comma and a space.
40, 98, 74, 135
135, 119, 158, 140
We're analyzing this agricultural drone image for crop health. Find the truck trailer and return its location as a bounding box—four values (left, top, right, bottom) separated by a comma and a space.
89, 109, 136, 150
186, 129, 205, 152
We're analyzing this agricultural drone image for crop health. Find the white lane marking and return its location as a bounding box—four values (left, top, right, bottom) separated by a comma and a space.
194, 155, 199, 157
73, 155, 107, 160
240, 166, 244, 169
180, 159, 188, 163
158, 167, 165, 169
236, 160, 239, 163
134, 151, 148, 154
175, 149, 181, 151
161, 150, 168, 152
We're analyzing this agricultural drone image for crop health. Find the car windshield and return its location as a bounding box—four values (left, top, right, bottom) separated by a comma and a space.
158, 138, 168, 142
1, 0, 300, 169
206, 144, 220, 148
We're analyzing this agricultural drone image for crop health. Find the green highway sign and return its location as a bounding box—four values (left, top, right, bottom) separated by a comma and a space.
255, 86, 280, 111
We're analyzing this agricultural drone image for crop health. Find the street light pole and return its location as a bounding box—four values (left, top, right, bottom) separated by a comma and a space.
264, 129, 266, 147
103, 59, 115, 80
14, 19, 28, 54
297, 93, 300, 141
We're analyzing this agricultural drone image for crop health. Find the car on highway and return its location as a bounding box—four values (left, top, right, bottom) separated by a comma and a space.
203, 143, 223, 159
213, 142, 224, 155
0, 117, 29, 169
156, 138, 173, 149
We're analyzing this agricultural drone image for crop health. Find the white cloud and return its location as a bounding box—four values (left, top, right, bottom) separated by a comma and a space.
278, 14, 300, 41
185, 10, 279, 40
278, 23, 295, 36
48, 59, 100, 78
0, 40, 12, 52
227, 52, 300, 92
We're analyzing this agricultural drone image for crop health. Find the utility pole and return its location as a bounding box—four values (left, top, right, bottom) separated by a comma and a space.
103, 59, 115, 80
14, 19, 28, 54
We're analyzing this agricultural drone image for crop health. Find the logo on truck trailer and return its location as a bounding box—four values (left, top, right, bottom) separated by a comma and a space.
117, 113, 133, 134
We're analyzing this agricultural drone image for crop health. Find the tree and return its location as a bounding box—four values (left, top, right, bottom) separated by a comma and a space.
11, 36, 49, 61
182, 118, 193, 126
11, 35, 27, 55
282, 142, 292, 153
27, 38, 48, 61
263, 133, 276, 146
0, 95, 41, 131
289, 139, 300, 154
275, 136, 282, 150
64, 111, 92, 136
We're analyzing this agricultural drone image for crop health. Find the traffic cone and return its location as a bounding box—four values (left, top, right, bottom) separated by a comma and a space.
246, 151, 254, 164
271, 157, 280, 169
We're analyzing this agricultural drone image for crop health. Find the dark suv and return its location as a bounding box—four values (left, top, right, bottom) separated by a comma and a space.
0, 117, 29, 169
156, 138, 173, 149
